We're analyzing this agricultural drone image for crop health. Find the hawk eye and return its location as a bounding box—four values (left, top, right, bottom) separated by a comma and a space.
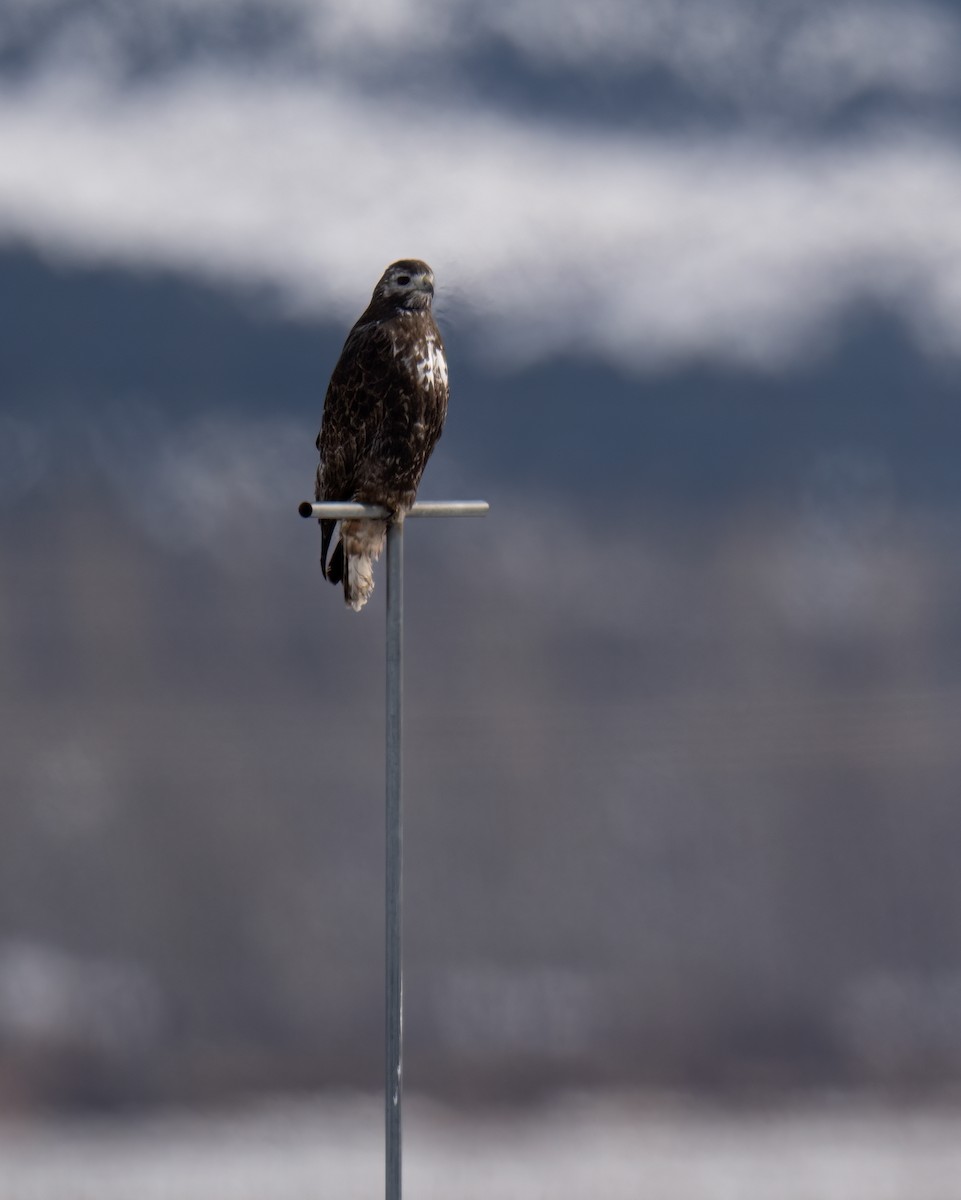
396, 274, 411, 285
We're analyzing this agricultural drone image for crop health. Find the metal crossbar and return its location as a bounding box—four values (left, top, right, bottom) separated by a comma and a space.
297, 500, 490, 520
299, 498, 490, 1200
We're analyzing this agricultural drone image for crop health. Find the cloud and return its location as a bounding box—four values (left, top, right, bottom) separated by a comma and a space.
481, 0, 961, 108
1, 1, 961, 372
7, 0, 961, 112
777, 3, 961, 110
3, 69, 961, 370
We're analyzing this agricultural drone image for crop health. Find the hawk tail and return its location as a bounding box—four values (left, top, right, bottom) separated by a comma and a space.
340, 518, 387, 612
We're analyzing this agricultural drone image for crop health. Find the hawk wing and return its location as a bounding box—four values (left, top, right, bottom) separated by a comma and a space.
315, 315, 448, 580
315, 319, 387, 580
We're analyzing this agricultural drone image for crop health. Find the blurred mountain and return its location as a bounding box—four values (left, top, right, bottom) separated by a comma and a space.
2, 244, 961, 1108
3, 0, 961, 1114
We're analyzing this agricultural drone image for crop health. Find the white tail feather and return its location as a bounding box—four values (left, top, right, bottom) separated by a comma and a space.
347, 553, 376, 611
341, 517, 387, 611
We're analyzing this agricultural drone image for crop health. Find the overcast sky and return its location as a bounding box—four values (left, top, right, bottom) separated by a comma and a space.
1, 0, 959, 371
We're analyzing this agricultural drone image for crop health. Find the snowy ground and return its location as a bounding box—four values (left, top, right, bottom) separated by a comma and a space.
1, 1092, 960, 1200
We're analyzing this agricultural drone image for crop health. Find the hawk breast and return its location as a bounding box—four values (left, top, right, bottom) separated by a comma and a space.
414, 329, 448, 394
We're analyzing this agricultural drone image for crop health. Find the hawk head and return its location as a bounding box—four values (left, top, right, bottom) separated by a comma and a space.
372, 259, 436, 312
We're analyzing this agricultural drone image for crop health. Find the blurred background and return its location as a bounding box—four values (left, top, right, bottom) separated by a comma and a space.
2, 0, 961, 1194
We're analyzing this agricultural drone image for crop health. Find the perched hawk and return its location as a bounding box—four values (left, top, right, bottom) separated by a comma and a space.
314, 259, 449, 610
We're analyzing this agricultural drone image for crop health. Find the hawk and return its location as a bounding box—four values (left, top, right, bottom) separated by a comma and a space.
314, 259, 449, 610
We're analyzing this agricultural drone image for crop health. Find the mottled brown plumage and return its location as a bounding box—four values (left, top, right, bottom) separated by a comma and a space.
314, 259, 449, 610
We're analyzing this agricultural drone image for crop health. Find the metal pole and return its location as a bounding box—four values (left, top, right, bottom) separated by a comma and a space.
385, 518, 404, 1200
299, 499, 488, 1200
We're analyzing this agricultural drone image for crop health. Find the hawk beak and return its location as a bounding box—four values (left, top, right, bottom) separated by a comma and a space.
421, 277, 434, 296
